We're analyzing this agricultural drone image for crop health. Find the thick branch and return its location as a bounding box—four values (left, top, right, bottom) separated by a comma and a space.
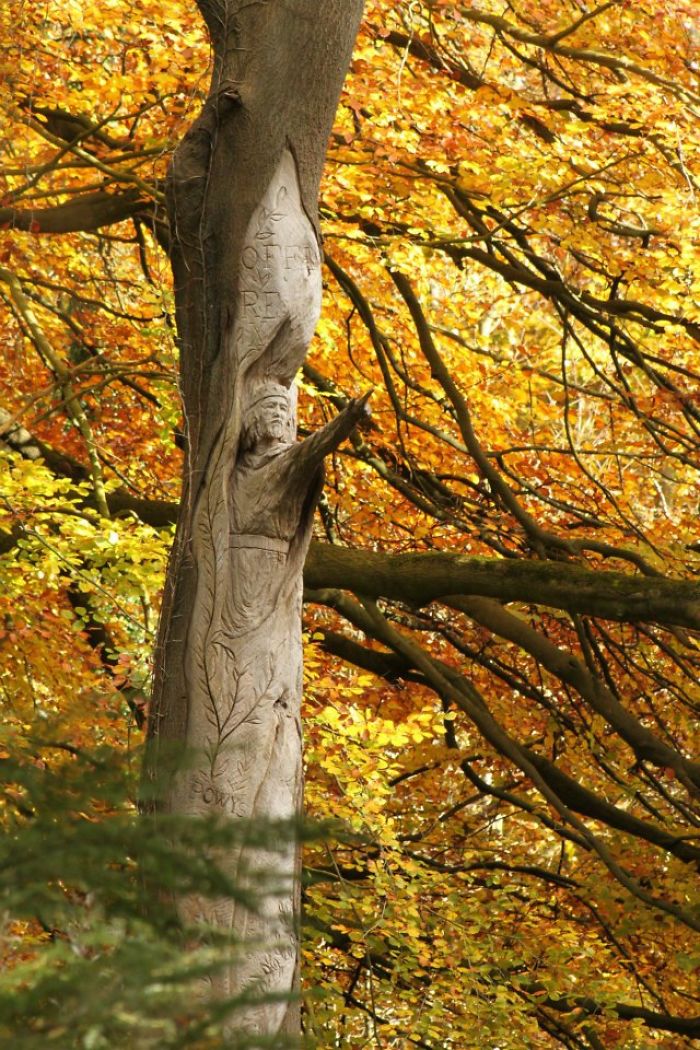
0, 190, 153, 235
309, 625, 421, 683
304, 543, 700, 629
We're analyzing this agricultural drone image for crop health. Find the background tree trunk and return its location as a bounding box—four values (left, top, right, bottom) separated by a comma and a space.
144, 1, 364, 1039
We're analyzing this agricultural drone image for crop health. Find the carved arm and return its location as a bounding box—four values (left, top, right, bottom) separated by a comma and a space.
293, 391, 371, 472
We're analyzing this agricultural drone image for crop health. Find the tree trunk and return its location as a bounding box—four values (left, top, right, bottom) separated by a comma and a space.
144, 1, 364, 1039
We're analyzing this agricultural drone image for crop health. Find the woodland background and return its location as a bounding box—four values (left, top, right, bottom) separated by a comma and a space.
0, 1, 699, 1047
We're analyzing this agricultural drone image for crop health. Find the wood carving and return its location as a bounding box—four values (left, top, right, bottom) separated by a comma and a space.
177, 365, 367, 1032
145, 2, 365, 1036
169, 154, 367, 1031
147, 91, 366, 1048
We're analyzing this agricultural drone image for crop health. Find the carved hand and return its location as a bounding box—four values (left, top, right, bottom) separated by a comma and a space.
346, 389, 372, 425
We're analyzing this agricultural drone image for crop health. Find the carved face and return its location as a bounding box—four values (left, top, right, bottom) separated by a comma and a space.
242, 393, 294, 451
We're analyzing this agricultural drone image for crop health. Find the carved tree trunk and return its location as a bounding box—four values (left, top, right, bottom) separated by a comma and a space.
144, 1, 364, 1040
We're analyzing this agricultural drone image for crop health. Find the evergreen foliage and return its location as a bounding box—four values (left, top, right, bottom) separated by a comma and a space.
0, 740, 299, 1049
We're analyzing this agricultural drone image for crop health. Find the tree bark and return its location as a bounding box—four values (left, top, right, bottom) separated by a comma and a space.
304, 543, 700, 629
144, 1, 363, 1040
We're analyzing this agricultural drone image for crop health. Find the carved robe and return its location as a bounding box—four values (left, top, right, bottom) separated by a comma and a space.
177, 404, 365, 1028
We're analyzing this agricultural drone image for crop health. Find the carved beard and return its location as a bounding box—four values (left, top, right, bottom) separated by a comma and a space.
242, 408, 294, 453
264, 417, 286, 441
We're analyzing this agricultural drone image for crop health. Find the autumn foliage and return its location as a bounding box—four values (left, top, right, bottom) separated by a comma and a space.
1, 1, 699, 1047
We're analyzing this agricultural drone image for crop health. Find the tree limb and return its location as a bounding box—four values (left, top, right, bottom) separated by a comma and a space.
304, 543, 700, 629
